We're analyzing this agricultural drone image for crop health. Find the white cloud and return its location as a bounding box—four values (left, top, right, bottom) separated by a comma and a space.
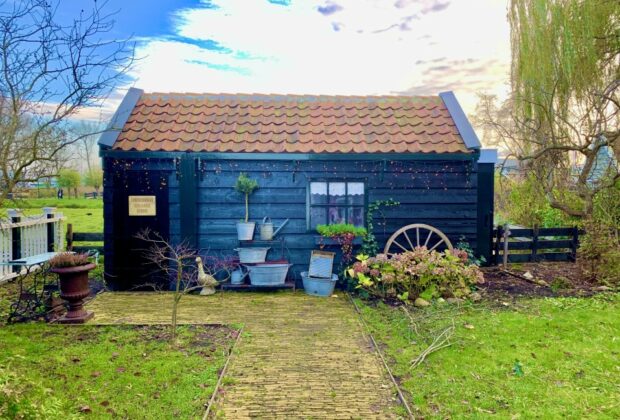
112, 0, 510, 116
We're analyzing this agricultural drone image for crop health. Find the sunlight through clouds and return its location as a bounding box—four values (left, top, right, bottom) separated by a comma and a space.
120, 0, 510, 115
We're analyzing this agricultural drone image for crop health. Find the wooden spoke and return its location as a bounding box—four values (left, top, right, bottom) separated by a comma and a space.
403, 231, 414, 250
429, 238, 445, 252
384, 224, 454, 255
424, 231, 433, 247
392, 239, 409, 253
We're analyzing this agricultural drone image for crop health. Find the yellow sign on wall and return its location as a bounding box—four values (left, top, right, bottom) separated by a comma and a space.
128, 196, 156, 216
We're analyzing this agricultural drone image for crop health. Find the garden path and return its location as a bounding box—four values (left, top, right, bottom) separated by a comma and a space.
87, 291, 399, 418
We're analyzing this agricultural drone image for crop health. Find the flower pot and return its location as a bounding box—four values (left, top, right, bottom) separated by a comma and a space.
236, 221, 256, 240
50, 263, 95, 323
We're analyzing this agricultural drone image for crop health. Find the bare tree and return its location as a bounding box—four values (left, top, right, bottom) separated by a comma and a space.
0, 0, 134, 205
73, 120, 104, 173
133, 229, 219, 343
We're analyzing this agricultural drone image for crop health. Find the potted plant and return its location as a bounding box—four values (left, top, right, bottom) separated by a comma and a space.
49, 253, 95, 323
234, 173, 259, 240
316, 223, 367, 265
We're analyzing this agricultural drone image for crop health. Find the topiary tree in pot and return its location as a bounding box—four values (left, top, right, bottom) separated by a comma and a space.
49, 253, 95, 323
234, 173, 259, 240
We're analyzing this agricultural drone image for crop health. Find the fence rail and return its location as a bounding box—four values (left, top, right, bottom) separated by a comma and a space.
493, 225, 583, 264
0, 208, 64, 282
66, 224, 103, 253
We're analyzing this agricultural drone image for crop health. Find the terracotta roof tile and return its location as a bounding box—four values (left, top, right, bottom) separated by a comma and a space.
112, 92, 471, 154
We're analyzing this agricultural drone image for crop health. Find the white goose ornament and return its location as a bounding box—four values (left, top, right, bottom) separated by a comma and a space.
196, 256, 218, 295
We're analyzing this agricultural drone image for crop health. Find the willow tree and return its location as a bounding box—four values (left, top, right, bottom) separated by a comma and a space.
483, 0, 619, 217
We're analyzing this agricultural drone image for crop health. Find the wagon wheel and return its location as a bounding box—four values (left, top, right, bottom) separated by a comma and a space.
383, 223, 453, 255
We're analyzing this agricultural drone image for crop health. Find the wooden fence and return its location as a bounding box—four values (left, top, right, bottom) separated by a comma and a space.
0, 208, 64, 282
493, 225, 583, 264
66, 224, 103, 253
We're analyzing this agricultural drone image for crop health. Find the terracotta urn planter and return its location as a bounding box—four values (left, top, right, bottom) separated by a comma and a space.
51, 263, 95, 323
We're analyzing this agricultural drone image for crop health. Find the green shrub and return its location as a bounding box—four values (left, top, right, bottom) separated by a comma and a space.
495, 174, 575, 227
580, 180, 620, 286
580, 220, 620, 286
346, 248, 485, 302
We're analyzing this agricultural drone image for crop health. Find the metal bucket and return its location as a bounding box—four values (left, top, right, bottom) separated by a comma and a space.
236, 222, 256, 240
247, 263, 290, 286
234, 247, 270, 264
260, 217, 274, 240
301, 272, 338, 297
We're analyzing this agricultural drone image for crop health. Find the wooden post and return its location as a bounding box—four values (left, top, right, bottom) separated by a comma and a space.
8, 209, 21, 272
532, 226, 539, 262
502, 224, 510, 269
66, 223, 74, 251
493, 225, 502, 265
570, 226, 579, 262
43, 207, 56, 252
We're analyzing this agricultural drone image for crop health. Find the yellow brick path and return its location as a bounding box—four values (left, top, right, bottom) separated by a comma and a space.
87, 291, 399, 419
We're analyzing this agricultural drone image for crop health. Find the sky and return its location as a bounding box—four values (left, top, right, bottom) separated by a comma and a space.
60, 0, 511, 122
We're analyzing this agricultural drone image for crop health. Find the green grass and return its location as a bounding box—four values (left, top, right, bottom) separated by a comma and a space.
1, 197, 103, 210
0, 324, 236, 418
1, 198, 103, 234
59, 208, 102, 233
358, 294, 620, 419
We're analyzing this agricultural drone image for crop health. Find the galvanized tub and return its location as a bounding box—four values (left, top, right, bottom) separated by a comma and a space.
235, 247, 270, 264
301, 272, 338, 297
247, 263, 290, 286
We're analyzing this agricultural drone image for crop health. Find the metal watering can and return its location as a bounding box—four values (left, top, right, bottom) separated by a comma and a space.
259, 217, 289, 240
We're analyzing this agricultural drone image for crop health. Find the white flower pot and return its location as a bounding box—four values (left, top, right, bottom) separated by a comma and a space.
236, 222, 256, 240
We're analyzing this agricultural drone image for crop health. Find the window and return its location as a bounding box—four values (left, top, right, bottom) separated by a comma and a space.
308, 181, 365, 229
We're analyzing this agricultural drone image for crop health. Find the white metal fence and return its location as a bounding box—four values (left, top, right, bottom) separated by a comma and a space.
0, 209, 64, 283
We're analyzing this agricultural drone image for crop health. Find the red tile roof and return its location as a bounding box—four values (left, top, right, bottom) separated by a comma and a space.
111, 93, 472, 154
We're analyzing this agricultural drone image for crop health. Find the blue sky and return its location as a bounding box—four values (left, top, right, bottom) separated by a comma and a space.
57, 0, 511, 120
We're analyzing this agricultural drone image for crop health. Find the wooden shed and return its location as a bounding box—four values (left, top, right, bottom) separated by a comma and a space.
99, 88, 496, 290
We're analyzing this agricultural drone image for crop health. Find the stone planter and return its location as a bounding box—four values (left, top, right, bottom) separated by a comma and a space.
50, 263, 95, 324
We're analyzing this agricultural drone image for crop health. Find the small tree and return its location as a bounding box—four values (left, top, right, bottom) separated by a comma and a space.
57, 169, 80, 198
84, 168, 103, 194
135, 229, 200, 342
234, 173, 258, 222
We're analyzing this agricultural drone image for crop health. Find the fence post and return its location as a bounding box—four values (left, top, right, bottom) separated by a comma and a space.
66, 223, 74, 251
43, 207, 56, 252
8, 209, 21, 272
532, 226, 539, 262
570, 226, 579, 262
502, 224, 510, 269
494, 225, 502, 265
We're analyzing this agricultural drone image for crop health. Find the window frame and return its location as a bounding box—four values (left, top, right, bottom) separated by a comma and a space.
306, 178, 367, 231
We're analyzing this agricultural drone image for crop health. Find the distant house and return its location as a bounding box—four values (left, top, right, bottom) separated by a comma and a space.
99, 88, 496, 290
497, 158, 525, 179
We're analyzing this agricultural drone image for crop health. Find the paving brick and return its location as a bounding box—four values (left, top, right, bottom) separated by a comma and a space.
87, 292, 399, 418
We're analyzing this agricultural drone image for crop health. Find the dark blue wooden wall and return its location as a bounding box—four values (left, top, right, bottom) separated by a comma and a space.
173, 158, 478, 284
104, 155, 481, 288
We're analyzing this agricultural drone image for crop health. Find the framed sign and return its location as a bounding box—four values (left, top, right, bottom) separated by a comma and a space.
128, 196, 156, 216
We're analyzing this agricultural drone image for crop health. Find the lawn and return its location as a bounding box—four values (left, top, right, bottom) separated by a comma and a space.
1, 197, 103, 235
0, 324, 238, 418
358, 294, 620, 419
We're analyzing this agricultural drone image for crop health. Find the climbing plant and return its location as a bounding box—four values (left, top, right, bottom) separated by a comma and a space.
361, 199, 400, 256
